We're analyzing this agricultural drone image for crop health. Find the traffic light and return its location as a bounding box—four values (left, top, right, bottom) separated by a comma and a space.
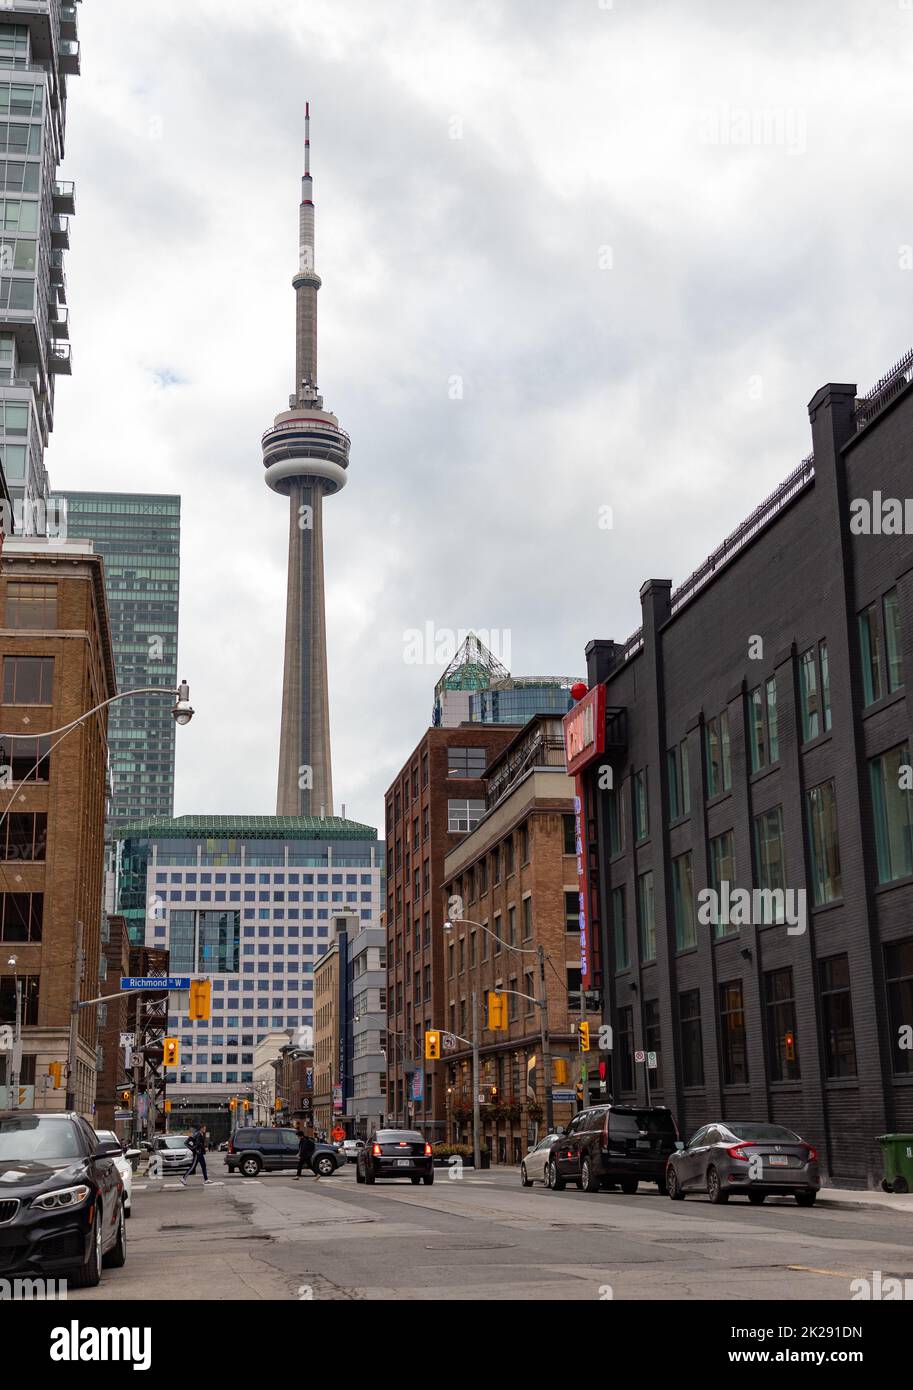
164, 1100, 172, 1114
487, 991, 508, 1031
48, 1062, 62, 1090
229, 1097, 238, 1112
163, 1037, 179, 1067
578, 1022, 590, 1053
554, 1058, 568, 1084
575, 1082, 584, 1104
189, 979, 211, 1021
274, 1097, 282, 1111
425, 1029, 441, 1060
243, 1099, 250, 1112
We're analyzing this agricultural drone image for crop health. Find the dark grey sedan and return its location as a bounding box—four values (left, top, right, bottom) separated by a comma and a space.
666, 1121, 820, 1206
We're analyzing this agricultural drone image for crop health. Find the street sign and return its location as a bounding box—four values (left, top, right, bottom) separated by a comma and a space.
552, 1088, 576, 1103
441, 1032, 457, 1053
647, 1051, 658, 1069
634, 1050, 646, 1063
477, 1093, 486, 1105
120, 976, 190, 991
119, 1033, 135, 1048
0, 1025, 12, 1052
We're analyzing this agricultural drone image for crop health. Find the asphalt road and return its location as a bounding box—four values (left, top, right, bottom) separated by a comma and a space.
74, 1162, 913, 1302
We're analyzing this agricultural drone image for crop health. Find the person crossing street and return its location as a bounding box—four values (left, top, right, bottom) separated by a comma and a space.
182, 1123, 210, 1185
294, 1122, 319, 1180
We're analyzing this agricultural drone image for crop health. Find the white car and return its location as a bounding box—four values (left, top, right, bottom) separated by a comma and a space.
94, 1129, 141, 1217
341, 1139, 365, 1163
520, 1133, 563, 1187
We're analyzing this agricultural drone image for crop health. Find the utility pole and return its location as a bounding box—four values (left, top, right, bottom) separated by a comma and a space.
65, 921, 85, 1112
537, 944, 554, 1134
8, 974, 22, 1110
471, 991, 480, 1170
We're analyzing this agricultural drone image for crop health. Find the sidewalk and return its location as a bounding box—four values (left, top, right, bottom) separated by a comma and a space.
815, 1186, 913, 1213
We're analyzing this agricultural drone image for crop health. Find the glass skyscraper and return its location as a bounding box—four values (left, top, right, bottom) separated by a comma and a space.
51, 491, 181, 826
0, 2, 79, 523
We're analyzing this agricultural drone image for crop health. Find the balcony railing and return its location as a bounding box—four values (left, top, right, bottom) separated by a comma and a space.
49, 339, 71, 374
854, 346, 913, 432
51, 214, 69, 249
53, 179, 76, 215
59, 40, 80, 75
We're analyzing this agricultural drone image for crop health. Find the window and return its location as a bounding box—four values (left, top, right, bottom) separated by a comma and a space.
638, 870, 655, 962
634, 769, 649, 842
754, 805, 786, 922
447, 799, 485, 833
564, 890, 578, 934
719, 980, 748, 1086
4, 583, 57, 629
766, 678, 779, 762
618, 1006, 635, 1091
3, 655, 53, 704
807, 780, 842, 905
705, 711, 732, 797
447, 746, 487, 778
1, 811, 46, 861
709, 830, 736, 938
642, 999, 662, 1088
679, 989, 703, 1087
819, 955, 857, 1079
870, 744, 913, 884
885, 940, 913, 1076
521, 896, 532, 940
505, 837, 515, 875
563, 815, 576, 855
519, 822, 529, 862
884, 589, 904, 692
667, 748, 679, 821
0, 972, 37, 1024
672, 852, 695, 951
491, 848, 500, 886
612, 885, 628, 970
764, 968, 800, 1082
748, 677, 779, 773
507, 905, 516, 946
859, 603, 884, 706
0, 891, 42, 941
680, 738, 691, 814
607, 788, 624, 855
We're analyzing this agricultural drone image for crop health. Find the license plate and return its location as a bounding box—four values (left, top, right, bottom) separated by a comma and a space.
768, 1155, 789, 1166
636, 1139, 651, 1149
396, 1159, 412, 1167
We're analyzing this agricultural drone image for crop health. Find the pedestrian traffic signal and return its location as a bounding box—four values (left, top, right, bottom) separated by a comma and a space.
575, 1082, 584, 1104
554, 1058, 568, 1084
163, 1037, 179, 1067
487, 991, 508, 1031
189, 979, 211, 1021
578, 1022, 590, 1053
48, 1062, 62, 1090
121, 1090, 131, 1105
425, 1029, 441, 1060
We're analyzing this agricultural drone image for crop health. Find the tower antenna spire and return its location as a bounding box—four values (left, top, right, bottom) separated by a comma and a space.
304, 100, 310, 177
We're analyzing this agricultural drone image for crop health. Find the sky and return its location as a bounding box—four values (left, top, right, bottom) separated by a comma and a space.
49, 0, 913, 834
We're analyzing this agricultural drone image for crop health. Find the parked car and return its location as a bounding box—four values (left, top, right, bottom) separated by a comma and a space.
548, 1104, 680, 1194
224, 1126, 344, 1177
520, 1133, 563, 1187
93, 1130, 141, 1217
666, 1121, 820, 1205
150, 1134, 194, 1175
341, 1138, 365, 1163
0, 1111, 126, 1288
356, 1129, 434, 1185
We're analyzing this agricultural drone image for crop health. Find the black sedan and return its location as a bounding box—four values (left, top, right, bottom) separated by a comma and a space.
0, 1111, 126, 1287
356, 1129, 434, 1185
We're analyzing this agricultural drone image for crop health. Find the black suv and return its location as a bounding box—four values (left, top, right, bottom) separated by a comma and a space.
224, 1126, 344, 1178
548, 1104, 680, 1194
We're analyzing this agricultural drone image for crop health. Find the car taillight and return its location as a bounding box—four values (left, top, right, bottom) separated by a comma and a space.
726, 1144, 755, 1162
372, 1143, 382, 1157
228, 1139, 234, 1154
806, 1146, 818, 1163
424, 1143, 432, 1157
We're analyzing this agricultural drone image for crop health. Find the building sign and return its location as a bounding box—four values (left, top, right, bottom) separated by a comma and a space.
332, 1085, 343, 1114
573, 788, 591, 989
411, 1070, 424, 1103
562, 684, 606, 776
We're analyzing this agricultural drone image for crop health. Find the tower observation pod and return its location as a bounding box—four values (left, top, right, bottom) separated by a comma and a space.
263, 104, 350, 817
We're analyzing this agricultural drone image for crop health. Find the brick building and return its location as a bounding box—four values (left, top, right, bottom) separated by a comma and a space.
0, 538, 116, 1116
573, 349, 913, 1187
313, 937, 342, 1136
441, 715, 602, 1162
385, 724, 520, 1137
96, 912, 131, 1130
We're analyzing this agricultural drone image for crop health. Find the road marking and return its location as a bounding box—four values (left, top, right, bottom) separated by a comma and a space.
788, 1265, 853, 1278
241, 1179, 262, 1185
133, 1184, 147, 1191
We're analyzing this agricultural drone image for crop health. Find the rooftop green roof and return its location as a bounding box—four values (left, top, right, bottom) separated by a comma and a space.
113, 814, 378, 842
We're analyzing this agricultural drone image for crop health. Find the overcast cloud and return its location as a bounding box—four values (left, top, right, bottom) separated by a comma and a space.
49, 0, 913, 833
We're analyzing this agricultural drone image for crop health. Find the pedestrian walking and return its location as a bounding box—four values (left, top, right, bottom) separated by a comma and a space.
182, 1123, 210, 1185
294, 1123, 319, 1180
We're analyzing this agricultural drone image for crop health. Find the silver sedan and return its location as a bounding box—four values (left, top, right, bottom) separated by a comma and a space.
666, 1121, 820, 1206
520, 1133, 563, 1187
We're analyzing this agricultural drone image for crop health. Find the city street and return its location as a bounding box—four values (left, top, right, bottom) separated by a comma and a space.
73, 1163, 913, 1303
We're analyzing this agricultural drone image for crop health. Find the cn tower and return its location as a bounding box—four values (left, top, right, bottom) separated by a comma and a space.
263, 104, 350, 816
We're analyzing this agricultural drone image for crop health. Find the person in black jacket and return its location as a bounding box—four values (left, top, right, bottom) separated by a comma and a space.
294, 1123, 318, 1180
181, 1124, 210, 1185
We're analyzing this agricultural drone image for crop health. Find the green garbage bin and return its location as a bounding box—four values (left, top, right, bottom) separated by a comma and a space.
876, 1134, 913, 1193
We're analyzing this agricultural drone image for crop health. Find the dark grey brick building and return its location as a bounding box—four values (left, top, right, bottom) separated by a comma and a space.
574, 349, 913, 1187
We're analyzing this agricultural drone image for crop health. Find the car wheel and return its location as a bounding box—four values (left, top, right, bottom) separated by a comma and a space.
795, 1190, 817, 1207
520, 1163, 533, 1188
70, 1207, 103, 1289
707, 1166, 728, 1204
581, 1159, 600, 1194
667, 1166, 685, 1201
549, 1160, 566, 1192
422, 1173, 434, 1185
365, 1168, 375, 1185
124, 1200, 131, 1219
656, 1173, 668, 1195
356, 1166, 365, 1184
316, 1156, 336, 1177
748, 1190, 766, 1205
103, 1203, 127, 1269
240, 1156, 262, 1177
620, 1178, 638, 1195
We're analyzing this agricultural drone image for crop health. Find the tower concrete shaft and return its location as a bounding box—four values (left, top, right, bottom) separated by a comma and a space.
263, 105, 350, 817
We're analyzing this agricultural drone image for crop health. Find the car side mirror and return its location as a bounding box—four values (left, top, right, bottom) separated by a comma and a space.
675, 1141, 685, 1150
95, 1141, 123, 1158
